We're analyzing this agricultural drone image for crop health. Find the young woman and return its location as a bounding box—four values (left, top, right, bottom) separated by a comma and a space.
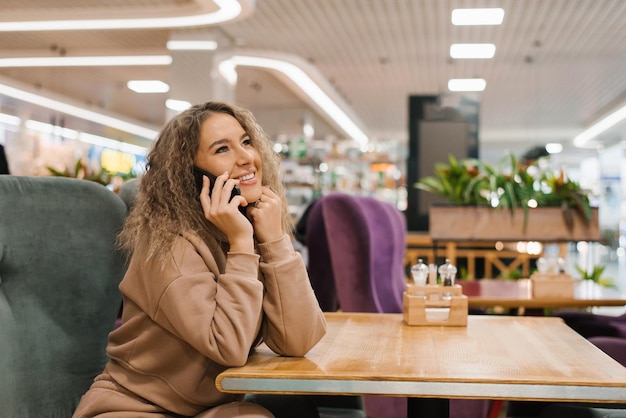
73, 101, 327, 418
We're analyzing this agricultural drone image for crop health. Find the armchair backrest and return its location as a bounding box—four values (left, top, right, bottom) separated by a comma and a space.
305, 192, 408, 418
588, 336, 626, 367
0, 176, 127, 417
118, 177, 140, 210
306, 192, 406, 313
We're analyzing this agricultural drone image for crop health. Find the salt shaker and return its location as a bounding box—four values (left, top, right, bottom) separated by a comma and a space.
438, 259, 457, 287
410, 259, 429, 286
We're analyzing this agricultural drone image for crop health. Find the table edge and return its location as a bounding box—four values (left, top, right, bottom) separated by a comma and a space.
217, 376, 626, 403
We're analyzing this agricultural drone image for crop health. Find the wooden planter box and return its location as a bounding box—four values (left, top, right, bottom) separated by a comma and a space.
429, 206, 599, 242
530, 273, 574, 299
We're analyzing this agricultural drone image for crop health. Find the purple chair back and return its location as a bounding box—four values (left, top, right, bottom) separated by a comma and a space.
588, 336, 626, 367
306, 192, 408, 418
306, 192, 406, 313
306, 199, 340, 312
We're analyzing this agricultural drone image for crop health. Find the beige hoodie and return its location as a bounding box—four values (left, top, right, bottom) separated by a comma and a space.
104, 232, 327, 416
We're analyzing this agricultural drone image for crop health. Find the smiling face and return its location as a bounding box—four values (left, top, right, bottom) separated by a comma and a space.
194, 112, 263, 203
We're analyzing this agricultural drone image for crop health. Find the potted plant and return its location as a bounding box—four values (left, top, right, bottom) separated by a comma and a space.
575, 264, 615, 289
416, 154, 599, 242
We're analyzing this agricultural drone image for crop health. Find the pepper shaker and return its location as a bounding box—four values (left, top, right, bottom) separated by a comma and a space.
438, 259, 457, 287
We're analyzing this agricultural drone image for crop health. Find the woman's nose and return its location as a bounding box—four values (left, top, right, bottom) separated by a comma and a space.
235, 146, 254, 165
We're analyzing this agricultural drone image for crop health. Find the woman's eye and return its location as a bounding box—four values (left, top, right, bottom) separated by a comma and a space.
242, 137, 252, 146
216, 145, 229, 153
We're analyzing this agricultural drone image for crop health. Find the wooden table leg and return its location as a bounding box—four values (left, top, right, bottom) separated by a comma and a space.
408, 397, 449, 418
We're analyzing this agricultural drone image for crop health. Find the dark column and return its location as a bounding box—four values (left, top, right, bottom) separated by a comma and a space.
405, 95, 479, 231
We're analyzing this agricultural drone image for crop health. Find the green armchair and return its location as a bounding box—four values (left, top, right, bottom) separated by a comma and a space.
0, 176, 127, 417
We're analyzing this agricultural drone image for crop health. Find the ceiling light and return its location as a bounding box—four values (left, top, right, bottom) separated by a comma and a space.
0, 79, 158, 140
0, 56, 172, 68
573, 102, 626, 147
303, 122, 315, 139
80, 132, 148, 156
545, 143, 563, 154
127, 80, 170, 94
450, 43, 496, 59
166, 99, 192, 112
0, 112, 20, 126
451, 8, 505, 26
24, 119, 79, 139
218, 59, 238, 85
220, 54, 369, 146
0, 0, 245, 31
166, 40, 218, 51
448, 78, 486, 92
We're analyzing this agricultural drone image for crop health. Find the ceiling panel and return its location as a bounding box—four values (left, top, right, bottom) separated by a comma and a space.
0, 0, 624, 163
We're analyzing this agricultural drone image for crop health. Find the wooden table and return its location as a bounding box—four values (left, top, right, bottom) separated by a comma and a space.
217, 312, 626, 418
458, 278, 626, 309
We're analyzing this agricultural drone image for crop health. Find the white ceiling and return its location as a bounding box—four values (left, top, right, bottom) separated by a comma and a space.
1, 0, 625, 165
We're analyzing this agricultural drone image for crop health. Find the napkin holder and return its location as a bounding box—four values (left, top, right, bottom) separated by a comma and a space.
530, 272, 574, 298
403, 284, 468, 326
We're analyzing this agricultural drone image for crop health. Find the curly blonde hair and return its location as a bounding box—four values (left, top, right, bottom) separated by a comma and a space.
118, 101, 291, 262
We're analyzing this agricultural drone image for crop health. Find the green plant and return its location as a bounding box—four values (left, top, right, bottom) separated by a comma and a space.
499, 268, 523, 280
574, 264, 615, 288
415, 153, 593, 232
415, 155, 489, 205
48, 158, 136, 185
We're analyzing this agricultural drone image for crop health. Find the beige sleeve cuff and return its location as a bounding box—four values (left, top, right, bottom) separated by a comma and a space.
256, 234, 295, 263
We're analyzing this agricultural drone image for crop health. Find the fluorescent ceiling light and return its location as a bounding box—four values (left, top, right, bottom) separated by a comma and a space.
80, 132, 148, 156
166, 99, 192, 112
127, 80, 170, 94
545, 143, 563, 154
0, 112, 20, 126
221, 54, 369, 146
451, 8, 505, 26
22, 117, 146, 156
303, 122, 315, 139
0, 55, 172, 68
218, 59, 238, 85
448, 78, 486, 92
25, 119, 79, 139
0, 81, 158, 140
450, 43, 496, 59
166, 40, 218, 51
573, 103, 626, 147
0, 0, 244, 31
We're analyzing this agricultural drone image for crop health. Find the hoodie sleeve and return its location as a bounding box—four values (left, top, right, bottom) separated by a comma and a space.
153, 238, 265, 367
256, 234, 327, 356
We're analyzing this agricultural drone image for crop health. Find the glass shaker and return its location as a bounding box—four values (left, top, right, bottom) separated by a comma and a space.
410, 259, 429, 286
438, 259, 457, 287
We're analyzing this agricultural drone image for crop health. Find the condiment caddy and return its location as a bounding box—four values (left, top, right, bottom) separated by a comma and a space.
403, 259, 468, 326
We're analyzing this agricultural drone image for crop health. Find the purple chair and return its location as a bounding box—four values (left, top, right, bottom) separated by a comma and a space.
306, 193, 496, 418
306, 192, 406, 314
306, 192, 407, 417
557, 311, 626, 339
588, 336, 626, 366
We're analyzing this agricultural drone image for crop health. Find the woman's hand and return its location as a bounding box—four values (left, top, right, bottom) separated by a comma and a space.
246, 186, 284, 243
199, 172, 254, 253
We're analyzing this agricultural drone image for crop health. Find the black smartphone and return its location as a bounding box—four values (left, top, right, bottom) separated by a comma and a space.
193, 166, 241, 202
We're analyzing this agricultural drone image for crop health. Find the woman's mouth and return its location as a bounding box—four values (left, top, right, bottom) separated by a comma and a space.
237, 173, 255, 182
